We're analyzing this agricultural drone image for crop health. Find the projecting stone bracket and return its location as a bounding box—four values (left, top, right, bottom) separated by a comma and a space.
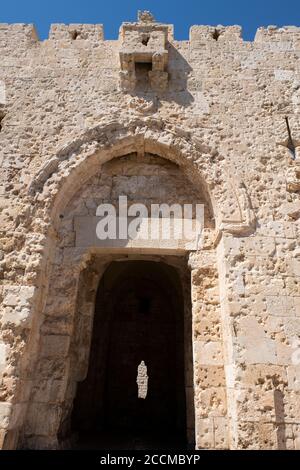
119, 12, 170, 92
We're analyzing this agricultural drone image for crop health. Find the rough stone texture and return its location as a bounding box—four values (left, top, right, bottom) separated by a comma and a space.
0, 13, 300, 449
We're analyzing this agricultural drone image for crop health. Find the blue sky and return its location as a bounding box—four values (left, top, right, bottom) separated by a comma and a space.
1, 0, 300, 41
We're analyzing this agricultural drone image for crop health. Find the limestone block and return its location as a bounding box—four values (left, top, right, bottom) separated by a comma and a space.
274, 69, 294, 81
10, 380, 32, 403
293, 424, 300, 450
221, 235, 276, 258
192, 303, 221, 324
276, 341, 294, 366
235, 389, 277, 422
31, 378, 69, 404
287, 366, 300, 391
256, 220, 296, 238
266, 295, 295, 317
286, 258, 300, 277
282, 424, 296, 450
1, 307, 32, 328
21, 435, 59, 450
2, 285, 36, 311
214, 417, 229, 449
49, 24, 104, 41
191, 92, 210, 115
236, 421, 259, 450
224, 364, 237, 388
283, 318, 300, 342
19, 286, 36, 306
258, 422, 278, 450
294, 297, 300, 316
194, 318, 222, 341
237, 322, 277, 364
196, 417, 214, 449
0, 430, 18, 450
0, 23, 38, 44
283, 391, 300, 420
246, 294, 267, 315
0, 402, 12, 429
285, 277, 300, 297
235, 364, 287, 388
40, 335, 70, 358
34, 358, 70, 381
24, 403, 61, 436
0, 342, 8, 376
3, 286, 20, 307
229, 269, 245, 296
245, 275, 286, 297
8, 404, 26, 429
195, 387, 227, 417
195, 366, 226, 388
194, 340, 223, 366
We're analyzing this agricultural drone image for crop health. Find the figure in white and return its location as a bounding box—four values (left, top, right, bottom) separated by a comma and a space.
136, 360, 148, 399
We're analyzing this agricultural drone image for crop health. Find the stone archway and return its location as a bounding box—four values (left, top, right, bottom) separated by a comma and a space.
70, 259, 189, 450
0, 118, 255, 449
27, 117, 255, 236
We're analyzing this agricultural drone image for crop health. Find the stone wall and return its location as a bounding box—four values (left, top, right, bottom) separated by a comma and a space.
0, 16, 299, 449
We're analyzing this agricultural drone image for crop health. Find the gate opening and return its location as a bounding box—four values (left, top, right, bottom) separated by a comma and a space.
71, 260, 192, 449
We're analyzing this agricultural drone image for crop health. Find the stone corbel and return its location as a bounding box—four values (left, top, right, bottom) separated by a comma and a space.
149, 52, 168, 91
119, 14, 170, 92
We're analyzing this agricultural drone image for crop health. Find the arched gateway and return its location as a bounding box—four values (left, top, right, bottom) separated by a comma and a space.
2, 13, 297, 451
0, 118, 254, 449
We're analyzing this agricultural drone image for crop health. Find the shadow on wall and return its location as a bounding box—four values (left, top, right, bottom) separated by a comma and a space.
165, 44, 194, 107
131, 44, 194, 109
274, 389, 286, 450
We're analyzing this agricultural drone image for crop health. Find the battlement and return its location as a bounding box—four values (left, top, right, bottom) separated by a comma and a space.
1, 11, 300, 453
0, 23, 104, 45
49, 24, 104, 41
255, 25, 300, 41
0, 23, 38, 45
189, 25, 243, 44
0, 21, 300, 47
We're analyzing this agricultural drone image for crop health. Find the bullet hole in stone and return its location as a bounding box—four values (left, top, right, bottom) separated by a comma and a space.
70, 30, 80, 40
59, 214, 64, 219
141, 34, 150, 46
212, 29, 221, 41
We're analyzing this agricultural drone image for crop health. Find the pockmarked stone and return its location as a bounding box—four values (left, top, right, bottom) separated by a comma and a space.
0, 14, 299, 451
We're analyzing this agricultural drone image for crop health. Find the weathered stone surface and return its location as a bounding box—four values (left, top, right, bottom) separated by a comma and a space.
0, 14, 299, 450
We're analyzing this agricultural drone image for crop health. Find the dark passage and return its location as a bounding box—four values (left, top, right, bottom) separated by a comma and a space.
71, 260, 187, 449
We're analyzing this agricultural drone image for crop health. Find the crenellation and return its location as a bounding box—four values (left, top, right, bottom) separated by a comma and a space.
0, 22, 298, 54
48, 23, 104, 42
0, 22, 296, 49
189, 25, 243, 45
0, 23, 39, 46
254, 26, 300, 52
0, 12, 300, 451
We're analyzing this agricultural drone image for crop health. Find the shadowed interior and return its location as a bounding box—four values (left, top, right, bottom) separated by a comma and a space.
71, 260, 187, 449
